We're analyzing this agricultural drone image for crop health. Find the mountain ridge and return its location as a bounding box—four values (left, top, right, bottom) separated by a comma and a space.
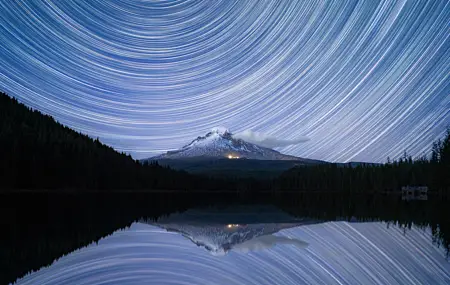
145, 127, 315, 162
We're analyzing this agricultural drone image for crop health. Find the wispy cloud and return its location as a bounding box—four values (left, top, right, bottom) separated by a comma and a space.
233, 130, 309, 148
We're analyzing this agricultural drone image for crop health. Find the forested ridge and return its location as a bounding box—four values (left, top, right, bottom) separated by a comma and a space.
0, 92, 232, 191
275, 142, 450, 196
0, 91, 449, 195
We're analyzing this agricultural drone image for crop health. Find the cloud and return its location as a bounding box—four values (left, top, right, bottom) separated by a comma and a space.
233, 129, 309, 148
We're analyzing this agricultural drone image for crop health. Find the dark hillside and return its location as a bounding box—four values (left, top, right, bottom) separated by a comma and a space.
154, 157, 310, 179
0, 92, 228, 191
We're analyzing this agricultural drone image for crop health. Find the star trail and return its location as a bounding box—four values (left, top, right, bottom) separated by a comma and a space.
13, 222, 450, 285
0, 0, 449, 162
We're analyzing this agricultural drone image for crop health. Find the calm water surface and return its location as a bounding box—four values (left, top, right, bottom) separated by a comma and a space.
4, 193, 450, 285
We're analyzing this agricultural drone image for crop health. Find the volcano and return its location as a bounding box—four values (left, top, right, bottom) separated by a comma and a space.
147, 127, 314, 161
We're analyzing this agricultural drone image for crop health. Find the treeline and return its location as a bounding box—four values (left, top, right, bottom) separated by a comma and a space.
273, 130, 450, 196
0, 92, 236, 191
1, 91, 449, 195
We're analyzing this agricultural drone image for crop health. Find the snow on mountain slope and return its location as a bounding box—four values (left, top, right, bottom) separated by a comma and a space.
148, 127, 309, 161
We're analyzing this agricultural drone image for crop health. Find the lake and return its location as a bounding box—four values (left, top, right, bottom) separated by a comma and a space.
2, 193, 449, 284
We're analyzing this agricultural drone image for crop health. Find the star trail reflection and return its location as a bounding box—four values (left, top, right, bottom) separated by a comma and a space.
12, 222, 450, 285
0, 1, 449, 162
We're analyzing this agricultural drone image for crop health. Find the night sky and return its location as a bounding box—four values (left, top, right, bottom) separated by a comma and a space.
1, 1, 449, 162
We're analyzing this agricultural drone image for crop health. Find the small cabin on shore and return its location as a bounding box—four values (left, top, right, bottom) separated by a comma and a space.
401, 186, 428, 201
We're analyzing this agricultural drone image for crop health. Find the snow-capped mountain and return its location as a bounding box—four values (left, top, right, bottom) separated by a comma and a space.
148, 127, 309, 161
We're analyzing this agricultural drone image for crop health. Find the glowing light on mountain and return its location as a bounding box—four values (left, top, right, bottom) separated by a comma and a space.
227, 155, 240, 159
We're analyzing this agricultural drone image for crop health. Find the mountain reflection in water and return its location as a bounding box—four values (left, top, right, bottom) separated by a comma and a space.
13, 206, 450, 285
147, 205, 314, 255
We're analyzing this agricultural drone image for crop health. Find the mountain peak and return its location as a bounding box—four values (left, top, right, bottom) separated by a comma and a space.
146, 128, 307, 161
210, 126, 230, 136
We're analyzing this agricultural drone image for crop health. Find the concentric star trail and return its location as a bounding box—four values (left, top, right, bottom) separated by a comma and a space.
1, 0, 449, 162
13, 222, 450, 285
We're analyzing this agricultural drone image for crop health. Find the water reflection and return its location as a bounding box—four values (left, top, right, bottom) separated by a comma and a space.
13, 206, 450, 285
148, 205, 313, 255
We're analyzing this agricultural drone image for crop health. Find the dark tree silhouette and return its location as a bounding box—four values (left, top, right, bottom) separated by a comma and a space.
274, 130, 449, 197
1, 91, 448, 196
0, 92, 237, 191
